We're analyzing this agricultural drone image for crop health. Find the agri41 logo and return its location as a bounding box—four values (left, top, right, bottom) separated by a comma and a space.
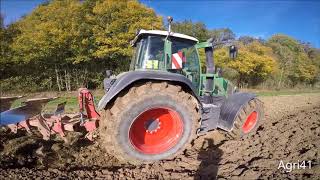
278, 160, 312, 172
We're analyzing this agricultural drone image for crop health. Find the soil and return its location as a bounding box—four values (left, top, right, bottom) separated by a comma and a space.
0, 93, 319, 179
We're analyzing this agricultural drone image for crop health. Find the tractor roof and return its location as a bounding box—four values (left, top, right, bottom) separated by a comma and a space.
131, 29, 199, 46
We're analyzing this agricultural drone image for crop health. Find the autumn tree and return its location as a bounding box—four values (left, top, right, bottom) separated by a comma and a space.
208, 28, 235, 42
214, 41, 277, 87
0, 15, 21, 80
90, 0, 162, 71
4, 0, 162, 91
171, 20, 209, 41
239, 36, 265, 45
267, 34, 319, 86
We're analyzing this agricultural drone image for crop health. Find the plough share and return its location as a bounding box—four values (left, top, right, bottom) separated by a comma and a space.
0, 88, 99, 143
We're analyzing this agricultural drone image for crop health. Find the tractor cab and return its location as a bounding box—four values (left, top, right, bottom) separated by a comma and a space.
130, 29, 201, 90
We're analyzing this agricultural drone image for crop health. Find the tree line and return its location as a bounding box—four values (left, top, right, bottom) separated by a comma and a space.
1, 0, 319, 92
0, 0, 162, 92
172, 20, 319, 88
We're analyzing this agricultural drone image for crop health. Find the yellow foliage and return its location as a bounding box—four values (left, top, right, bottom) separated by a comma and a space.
91, 0, 163, 59
11, 0, 163, 64
294, 52, 319, 82
12, 0, 86, 63
213, 41, 277, 84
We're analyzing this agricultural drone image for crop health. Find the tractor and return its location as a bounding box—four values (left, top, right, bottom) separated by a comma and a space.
98, 17, 264, 164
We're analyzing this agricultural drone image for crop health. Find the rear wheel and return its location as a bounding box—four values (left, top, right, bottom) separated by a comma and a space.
99, 82, 200, 164
227, 98, 264, 139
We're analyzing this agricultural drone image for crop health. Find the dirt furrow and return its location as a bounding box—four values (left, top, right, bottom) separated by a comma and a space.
1, 93, 319, 179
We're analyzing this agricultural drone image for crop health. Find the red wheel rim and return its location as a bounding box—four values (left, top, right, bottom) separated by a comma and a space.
242, 111, 258, 133
129, 107, 183, 154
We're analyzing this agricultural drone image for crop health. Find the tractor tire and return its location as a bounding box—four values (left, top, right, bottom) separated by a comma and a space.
99, 81, 200, 165
226, 98, 264, 139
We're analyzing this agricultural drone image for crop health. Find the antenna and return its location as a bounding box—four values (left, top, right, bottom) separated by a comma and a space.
167, 16, 173, 33
166, 16, 173, 40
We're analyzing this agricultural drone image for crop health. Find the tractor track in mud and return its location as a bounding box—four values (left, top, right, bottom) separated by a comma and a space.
1, 93, 320, 179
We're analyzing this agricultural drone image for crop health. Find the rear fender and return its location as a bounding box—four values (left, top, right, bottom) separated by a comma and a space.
217, 92, 256, 131
98, 70, 201, 110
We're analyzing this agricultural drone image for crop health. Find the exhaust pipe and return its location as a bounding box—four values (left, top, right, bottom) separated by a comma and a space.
205, 47, 214, 96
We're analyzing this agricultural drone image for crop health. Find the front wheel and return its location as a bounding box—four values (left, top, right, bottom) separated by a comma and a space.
227, 98, 264, 139
99, 82, 200, 164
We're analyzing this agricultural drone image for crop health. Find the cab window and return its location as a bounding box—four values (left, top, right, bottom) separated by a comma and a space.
171, 38, 200, 91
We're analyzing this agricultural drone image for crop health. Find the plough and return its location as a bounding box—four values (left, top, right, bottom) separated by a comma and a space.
0, 88, 100, 143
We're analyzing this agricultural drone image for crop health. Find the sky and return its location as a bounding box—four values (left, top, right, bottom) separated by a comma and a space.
1, 0, 319, 47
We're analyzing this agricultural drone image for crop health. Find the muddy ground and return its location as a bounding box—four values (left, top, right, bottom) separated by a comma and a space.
0, 93, 319, 179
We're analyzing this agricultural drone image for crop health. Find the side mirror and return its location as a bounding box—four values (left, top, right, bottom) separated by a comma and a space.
229, 45, 238, 59
105, 70, 113, 78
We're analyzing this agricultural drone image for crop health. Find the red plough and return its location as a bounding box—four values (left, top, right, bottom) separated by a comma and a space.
0, 88, 100, 143
78, 88, 100, 140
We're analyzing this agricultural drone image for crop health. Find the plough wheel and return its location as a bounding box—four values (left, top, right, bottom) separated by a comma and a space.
99, 82, 200, 164
227, 98, 264, 139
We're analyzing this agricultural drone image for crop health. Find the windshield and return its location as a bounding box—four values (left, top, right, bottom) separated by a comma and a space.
131, 35, 165, 70
131, 34, 198, 72
130, 34, 200, 92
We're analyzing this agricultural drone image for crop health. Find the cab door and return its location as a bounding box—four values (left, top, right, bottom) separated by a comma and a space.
171, 39, 201, 94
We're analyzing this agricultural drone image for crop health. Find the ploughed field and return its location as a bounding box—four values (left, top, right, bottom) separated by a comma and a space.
0, 93, 319, 179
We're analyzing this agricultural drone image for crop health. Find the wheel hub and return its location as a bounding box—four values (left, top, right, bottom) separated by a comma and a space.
129, 107, 183, 154
242, 111, 258, 133
144, 118, 161, 133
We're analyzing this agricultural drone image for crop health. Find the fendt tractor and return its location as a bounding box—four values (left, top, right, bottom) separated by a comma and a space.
98, 17, 264, 164
0, 17, 263, 165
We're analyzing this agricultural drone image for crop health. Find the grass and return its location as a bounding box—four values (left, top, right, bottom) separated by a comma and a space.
44, 96, 103, 113
6, 88, 320, 113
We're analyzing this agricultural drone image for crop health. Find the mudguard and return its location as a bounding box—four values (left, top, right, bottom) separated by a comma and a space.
98, 70, 200, 110
217, 92, 256, 131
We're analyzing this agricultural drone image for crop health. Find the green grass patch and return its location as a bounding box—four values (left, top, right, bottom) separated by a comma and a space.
46, 96, 102, 113
10, 95, 102, 114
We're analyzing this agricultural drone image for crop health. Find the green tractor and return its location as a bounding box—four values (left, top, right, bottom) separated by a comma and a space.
98, 17, 263, 164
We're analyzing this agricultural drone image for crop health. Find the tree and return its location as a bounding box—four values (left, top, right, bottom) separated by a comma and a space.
91, 0, 163, 63
214, 41, 277, 87
267, 34, 319, 86
0, 15, 21, 79
208, 28, 235, 42
289, 53, 318, 84
300, 40, 320, 71
11, 0, 93, 64
171, 20, 209, 41
3, 0, 163, 91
